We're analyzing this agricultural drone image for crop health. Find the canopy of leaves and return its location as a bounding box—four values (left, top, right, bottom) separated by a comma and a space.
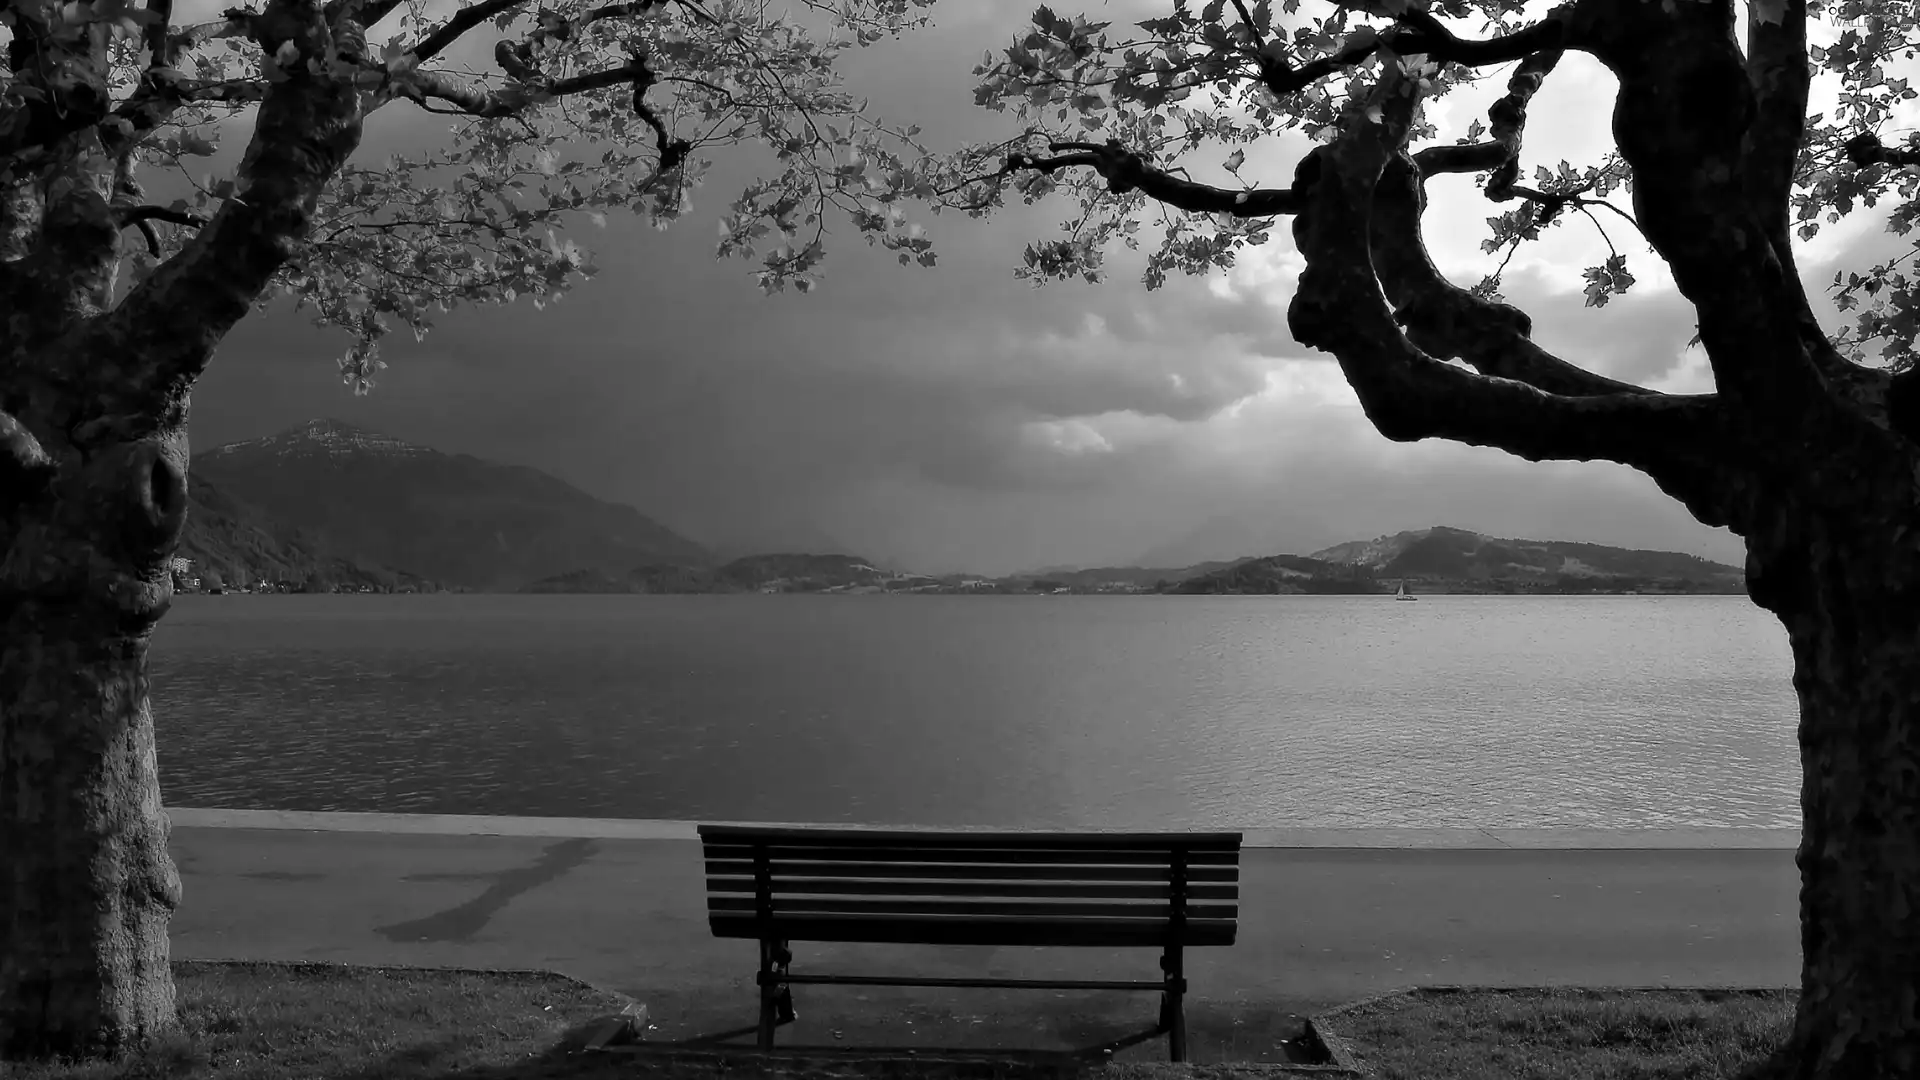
0, 0, 955, 390
922, 0, 1920, 370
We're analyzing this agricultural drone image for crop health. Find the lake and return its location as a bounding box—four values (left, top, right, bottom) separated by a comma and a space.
149, 593, 1801, 829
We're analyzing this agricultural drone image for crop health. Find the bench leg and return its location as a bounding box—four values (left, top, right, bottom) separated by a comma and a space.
1160, 945, 1188, 1063
757, 939, 794, 1048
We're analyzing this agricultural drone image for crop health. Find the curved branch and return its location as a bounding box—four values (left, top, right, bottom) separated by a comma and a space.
1288, 70, 1738, 504
1006, 139, 1302, 216
1368, 155, 1649, 399
1481, 49, 1562, 202
1256, 3, 1572, 98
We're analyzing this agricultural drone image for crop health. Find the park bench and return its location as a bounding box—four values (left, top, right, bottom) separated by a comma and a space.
698, 824, 1243, 1061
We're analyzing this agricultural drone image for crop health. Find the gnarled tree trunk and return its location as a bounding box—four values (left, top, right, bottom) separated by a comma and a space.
1, 0, 365, 1054
1748, 517, 1920, 1077
0, 420, 192, 1057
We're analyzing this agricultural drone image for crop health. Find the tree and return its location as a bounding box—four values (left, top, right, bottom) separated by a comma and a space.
932, 0, 1920, 1075
0, 0, 949, 1058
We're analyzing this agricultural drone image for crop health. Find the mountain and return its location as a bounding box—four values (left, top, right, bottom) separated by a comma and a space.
178, 472, 416, 590
1132, 512, 1340, 570
1174, 526, 1745, 594
193, 419, 710, 590
1170, 554, 1379, 594
525, 553, 897, 593
1309, 526, 1744, 585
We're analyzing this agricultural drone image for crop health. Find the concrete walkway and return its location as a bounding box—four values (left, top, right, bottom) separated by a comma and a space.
164, 810, 1801, 1065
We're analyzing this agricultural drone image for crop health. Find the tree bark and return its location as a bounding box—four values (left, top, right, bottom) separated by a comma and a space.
1, 0, 363, 1054
1746, 517, 1920, 1078
0, 606, 181, 1058
0, 420, 190, 1058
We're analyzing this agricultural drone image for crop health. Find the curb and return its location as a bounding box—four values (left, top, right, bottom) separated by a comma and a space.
162, 808, 1801, 850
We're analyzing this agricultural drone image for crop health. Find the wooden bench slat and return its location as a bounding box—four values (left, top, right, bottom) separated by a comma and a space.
698, 825, 1242, 849
707, 912, 1238, 948
703, 877, 1238, 901
700, 845, 1239, 866
704, 859, 1237, 883
708, 896, 1238, 920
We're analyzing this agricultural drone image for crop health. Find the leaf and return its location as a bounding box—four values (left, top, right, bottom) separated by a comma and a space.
1223, 148, 1246, 172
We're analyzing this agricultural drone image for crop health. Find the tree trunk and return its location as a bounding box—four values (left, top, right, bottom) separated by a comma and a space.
1751, 519, 1920, 1078
0, 424, 190, 1058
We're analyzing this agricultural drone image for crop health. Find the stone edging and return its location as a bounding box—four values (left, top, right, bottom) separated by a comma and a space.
163, 808, 1800, 850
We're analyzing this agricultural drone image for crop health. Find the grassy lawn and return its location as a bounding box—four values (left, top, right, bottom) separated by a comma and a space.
9, 961, 1099, 1079
9, 965, 1798, 1080
1320, 987, 1794, 1080
14, 960, 632, 1080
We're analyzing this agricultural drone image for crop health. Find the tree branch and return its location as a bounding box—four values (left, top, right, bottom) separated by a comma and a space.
144, 0, 175, 69
403, 50, 690, 177
1005, 139, 1303, 216
1570, 0, 1829, 425
1367, 154, 1650, 398
404, 59, 643, 117
1229, 0, 1264, 49
1480, 49, 1562, 201
1255, 3, 1571, 98
109, 74, 269, 151
410, 0, 527, 64
1287, 68, 1732, 488
1412, 141, 1508, 175
1744, 0, 1810, 257
0, 411, 57, 504
1844, 132, 1920, 169
88, 0, 366, 413
116, 206, 210, 229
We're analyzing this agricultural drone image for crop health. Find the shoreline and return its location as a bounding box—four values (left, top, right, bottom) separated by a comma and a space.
164, 807, 1799, 849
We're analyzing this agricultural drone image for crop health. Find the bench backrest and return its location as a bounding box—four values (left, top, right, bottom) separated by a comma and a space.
699, 825, 1242, 948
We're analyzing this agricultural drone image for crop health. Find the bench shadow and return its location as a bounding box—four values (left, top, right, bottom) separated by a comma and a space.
651, 1017, 1166, 1059
319, 1019, 1163, 1080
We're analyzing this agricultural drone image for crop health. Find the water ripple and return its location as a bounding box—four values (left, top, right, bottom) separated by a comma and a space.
150, 593, 1800, 829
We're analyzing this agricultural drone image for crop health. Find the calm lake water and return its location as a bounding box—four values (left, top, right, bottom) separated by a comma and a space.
148, 594, 1801, 829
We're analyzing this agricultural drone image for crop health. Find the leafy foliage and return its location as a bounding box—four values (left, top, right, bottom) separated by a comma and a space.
939, 0, 1920, 376
1, 0, 947, 391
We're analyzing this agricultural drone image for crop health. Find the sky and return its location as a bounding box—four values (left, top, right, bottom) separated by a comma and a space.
181, 0, 1912, 575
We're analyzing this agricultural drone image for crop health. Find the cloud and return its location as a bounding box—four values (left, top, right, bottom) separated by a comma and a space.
187, 0, 1775, 574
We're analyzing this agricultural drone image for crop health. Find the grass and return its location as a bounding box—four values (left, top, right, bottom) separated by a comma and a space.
8, 961, 1104, 1079
1320, 987, 1795, 1080
9, 965, 1799, 1080
13, 960, 631, 1080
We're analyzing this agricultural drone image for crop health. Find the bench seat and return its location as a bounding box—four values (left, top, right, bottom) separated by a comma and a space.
698, 824, 1243, 1061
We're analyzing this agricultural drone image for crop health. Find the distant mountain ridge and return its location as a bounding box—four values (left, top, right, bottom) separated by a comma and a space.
187, 419, 710, 590
525, 553, 902, 593
178, 427, 1748, 597
1175, 526, 1744, 594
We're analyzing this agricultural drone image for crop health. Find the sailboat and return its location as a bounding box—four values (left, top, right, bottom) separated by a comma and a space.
1393, 580, 1417, 601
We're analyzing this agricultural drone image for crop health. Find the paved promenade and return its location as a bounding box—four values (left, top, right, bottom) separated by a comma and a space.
164, 810, 1801, 1064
